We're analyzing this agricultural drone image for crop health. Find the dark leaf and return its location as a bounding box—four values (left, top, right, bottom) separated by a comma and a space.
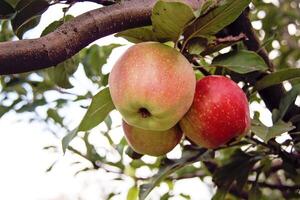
273, 84, 300, 122
11, 0, 50, 38
213, 150, 261, 199
0, 1, 15, 19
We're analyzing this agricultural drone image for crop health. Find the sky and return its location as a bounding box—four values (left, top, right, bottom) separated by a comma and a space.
0, 1, 278, 200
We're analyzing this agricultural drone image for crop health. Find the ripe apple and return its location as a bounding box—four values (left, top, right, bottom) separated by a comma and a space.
122, 121, 182, 156
179, 75, 250, 148
109, 42, 196, 131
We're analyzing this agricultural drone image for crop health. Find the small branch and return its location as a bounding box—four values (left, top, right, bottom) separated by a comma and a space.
215, 32, 247, 44
65, 0, 117, 5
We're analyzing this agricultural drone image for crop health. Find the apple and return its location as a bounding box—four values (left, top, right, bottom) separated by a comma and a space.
122, 121, 182, 156
179, 75, 250, 148
109, 42, 196, 131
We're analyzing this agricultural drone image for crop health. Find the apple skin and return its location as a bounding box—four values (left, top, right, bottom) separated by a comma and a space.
179, 75, 250, 149
122, 121, 183, 156
109, 42, 196, 131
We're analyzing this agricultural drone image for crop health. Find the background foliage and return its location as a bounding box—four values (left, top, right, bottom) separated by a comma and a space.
0, 0, 300, 199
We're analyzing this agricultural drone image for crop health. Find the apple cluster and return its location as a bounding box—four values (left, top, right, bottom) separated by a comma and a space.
109, 42, 250, 156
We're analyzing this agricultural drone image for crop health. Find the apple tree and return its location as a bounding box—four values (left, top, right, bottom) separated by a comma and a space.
1, 0, 300, 199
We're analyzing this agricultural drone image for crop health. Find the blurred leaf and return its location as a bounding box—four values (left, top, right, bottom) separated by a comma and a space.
211, 50, 268, 74
151, 0, 195, 42
11, 0, 50, 38
0, 98, 21, 118
45, 54, 80, 89
127, 186, 138, 200
62, 128, 78, 153
126, 146, 143, 160
74, 167, 91, 176
81, 44, 121, 83
42, 15, 78, 88
183, 0, 250, 45
46, 160, 57, 172
116, 26, 158, 43
249, 181, 262, 200
47, 108, 63, 126
139, 146, 207, 200
179, 193, 191, 199
212, 150, 261, 200
251, 119, 295, 142
17, 98, 46, 113
273, 84, 300, 122
78, 87, 115, 131
104, 115, 112, 129
0, 1, 15, 19
255, 69, 300, 91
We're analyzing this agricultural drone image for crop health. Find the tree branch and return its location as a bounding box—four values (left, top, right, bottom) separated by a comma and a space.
0, 0, 202, 75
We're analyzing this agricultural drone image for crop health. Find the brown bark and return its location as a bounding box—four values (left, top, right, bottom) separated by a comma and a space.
0, 0, 202, 75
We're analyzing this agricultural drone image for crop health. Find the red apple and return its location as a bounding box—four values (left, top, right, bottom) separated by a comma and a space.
122, 121, 182, 156
109, 42, 196, 131
179, 75, 250, 148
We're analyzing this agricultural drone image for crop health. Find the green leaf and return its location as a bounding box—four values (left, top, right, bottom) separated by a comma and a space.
139, 146, 207, 200
183, 0, 250, 45
81, 44, 121, 83
196, 0, 218, 17
11, 0, 50, 38
0, 0, 15, 19
251, 119, 295, 142
62, 88, 114, 153
41, 15, 74, 36
255, 68, 300, 91
127, 186, 138, 200
151, 0, 195, 42
211, 50, 268, 74
115, 26, 158, 43
78, 87, 115, 131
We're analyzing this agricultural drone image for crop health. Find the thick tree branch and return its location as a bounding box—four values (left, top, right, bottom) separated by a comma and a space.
0, 0, 201, 75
